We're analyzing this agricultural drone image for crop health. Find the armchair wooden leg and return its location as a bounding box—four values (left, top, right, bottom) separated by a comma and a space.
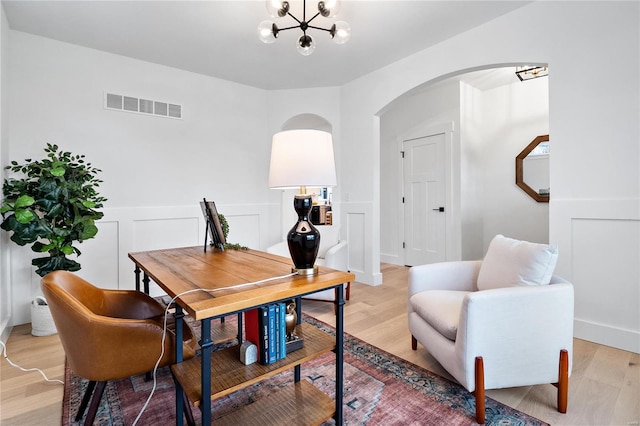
83, 381, 107, 426
75, 380, 97, 421
474, 356, 486, 425
557, 349, 569, 413
411, 335, 417, 350
345, 281, 351, 301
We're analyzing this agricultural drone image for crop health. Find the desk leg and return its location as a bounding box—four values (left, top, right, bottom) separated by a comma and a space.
174, 306, 185, 426
294, 296, 303, 383
200, 318, 213, 425
334, 284, 345, 425
134, 266, 141, 292
237, 312, 243, 345
143, 273, 150, 295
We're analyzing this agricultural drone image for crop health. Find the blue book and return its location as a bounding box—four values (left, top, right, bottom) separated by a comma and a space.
267, 304, 277, 364
278, 302, 287, 359
274, 303, 281, 361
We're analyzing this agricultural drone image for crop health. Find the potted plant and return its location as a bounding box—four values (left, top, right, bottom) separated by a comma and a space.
1, 144, 106, 334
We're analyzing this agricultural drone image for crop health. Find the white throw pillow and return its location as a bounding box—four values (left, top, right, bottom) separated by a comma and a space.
477, 234, 558, 290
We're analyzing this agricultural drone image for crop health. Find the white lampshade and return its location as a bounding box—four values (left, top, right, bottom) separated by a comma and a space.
268, 129, 337, 190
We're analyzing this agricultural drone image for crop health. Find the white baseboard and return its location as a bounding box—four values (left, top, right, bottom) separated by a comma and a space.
380, 253, 403, 265
353, 270, 383, 286
574, 318, 640, 354
0, 315, 12, 344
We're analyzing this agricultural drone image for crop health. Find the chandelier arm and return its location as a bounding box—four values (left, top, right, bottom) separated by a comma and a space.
287, 11, 302, 25
305, 12, 322, 25
307, 25, 332, 33
278, 25, 301, 32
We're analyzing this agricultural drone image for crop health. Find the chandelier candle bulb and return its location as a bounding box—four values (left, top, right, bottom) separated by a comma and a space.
258, 20, 278, 43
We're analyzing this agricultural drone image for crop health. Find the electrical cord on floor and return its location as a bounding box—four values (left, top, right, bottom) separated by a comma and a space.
0, 339, 64, 385
132, 271, 298, 426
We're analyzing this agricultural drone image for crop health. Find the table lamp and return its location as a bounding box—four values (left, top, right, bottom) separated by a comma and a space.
268, 129, 337, 275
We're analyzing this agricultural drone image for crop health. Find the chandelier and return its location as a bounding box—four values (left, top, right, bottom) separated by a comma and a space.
515, 66, 549, 81
258, 0, 351, 56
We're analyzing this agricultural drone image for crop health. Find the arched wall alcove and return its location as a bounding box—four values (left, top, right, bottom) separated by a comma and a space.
281, 113, 332, 133
377, 63, 550, 266
275, 113, 337, 238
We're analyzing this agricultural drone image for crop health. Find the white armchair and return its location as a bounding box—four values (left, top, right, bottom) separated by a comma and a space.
266, 225, 350, 304
408, 235, 573, 424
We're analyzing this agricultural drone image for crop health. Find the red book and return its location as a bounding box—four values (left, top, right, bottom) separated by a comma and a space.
244, 308, 269, 364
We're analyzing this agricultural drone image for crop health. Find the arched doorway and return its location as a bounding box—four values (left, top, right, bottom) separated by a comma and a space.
378, 65, 550, 266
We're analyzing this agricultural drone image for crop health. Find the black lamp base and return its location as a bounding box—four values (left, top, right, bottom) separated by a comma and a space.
287, 195, 320, 274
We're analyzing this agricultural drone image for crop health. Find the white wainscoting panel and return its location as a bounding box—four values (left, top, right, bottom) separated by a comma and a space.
572, 218, 639, 353
344, 200, 382, 285
552, 198, 640, 353
224, 214, 261, 249
347, 212, 365, 274
132, 217, 200, 251
71, 220, 120, 290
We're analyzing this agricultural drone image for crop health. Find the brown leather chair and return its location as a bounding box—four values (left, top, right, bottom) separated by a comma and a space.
42, 270, 197, 425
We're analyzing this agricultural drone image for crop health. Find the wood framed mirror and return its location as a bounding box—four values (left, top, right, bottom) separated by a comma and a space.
516, 134, 549, 203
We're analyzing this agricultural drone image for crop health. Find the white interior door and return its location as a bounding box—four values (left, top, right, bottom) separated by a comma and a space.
403, 133, 446, 266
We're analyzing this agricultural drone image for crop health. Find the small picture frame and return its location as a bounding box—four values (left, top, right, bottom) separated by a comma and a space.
200, 198, 226, 251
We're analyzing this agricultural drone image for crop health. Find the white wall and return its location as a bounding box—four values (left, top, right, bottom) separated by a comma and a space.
341, 1, 639, 352
0, 4, 11, 342
459, 81, 484, 259
6, 31, 275, 325
475, 76, 549, 248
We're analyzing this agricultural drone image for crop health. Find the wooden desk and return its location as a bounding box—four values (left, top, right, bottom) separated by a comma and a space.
128, 246, 354, 425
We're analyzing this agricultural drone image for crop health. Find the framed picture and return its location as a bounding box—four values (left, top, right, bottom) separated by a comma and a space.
200, 198, 226, 251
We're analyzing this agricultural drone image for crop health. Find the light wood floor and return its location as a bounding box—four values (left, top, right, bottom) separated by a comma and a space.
1, 264, 638, 425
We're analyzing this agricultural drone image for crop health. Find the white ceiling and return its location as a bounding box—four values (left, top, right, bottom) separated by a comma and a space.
1, 0, 530, 90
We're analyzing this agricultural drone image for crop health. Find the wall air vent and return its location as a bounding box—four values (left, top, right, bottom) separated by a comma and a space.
104, 92, 182, 119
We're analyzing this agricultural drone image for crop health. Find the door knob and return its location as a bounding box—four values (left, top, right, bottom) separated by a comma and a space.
432, 207, 445, 212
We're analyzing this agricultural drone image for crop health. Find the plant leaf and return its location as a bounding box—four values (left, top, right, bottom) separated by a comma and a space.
51, 166, 66, 177
14, 195, 35, 209
80, 223, 98, 240
60, 245, 74, 255
32, 255, 81, 277
15, 209, 35, 224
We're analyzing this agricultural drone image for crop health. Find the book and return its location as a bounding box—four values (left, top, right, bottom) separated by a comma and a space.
278, 302, 287, 360
260, 306, 270, 364
267, 304, 277, 364
274, 303, 281, 361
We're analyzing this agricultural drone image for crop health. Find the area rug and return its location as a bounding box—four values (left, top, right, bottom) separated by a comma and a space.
62, 315, 548, 426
